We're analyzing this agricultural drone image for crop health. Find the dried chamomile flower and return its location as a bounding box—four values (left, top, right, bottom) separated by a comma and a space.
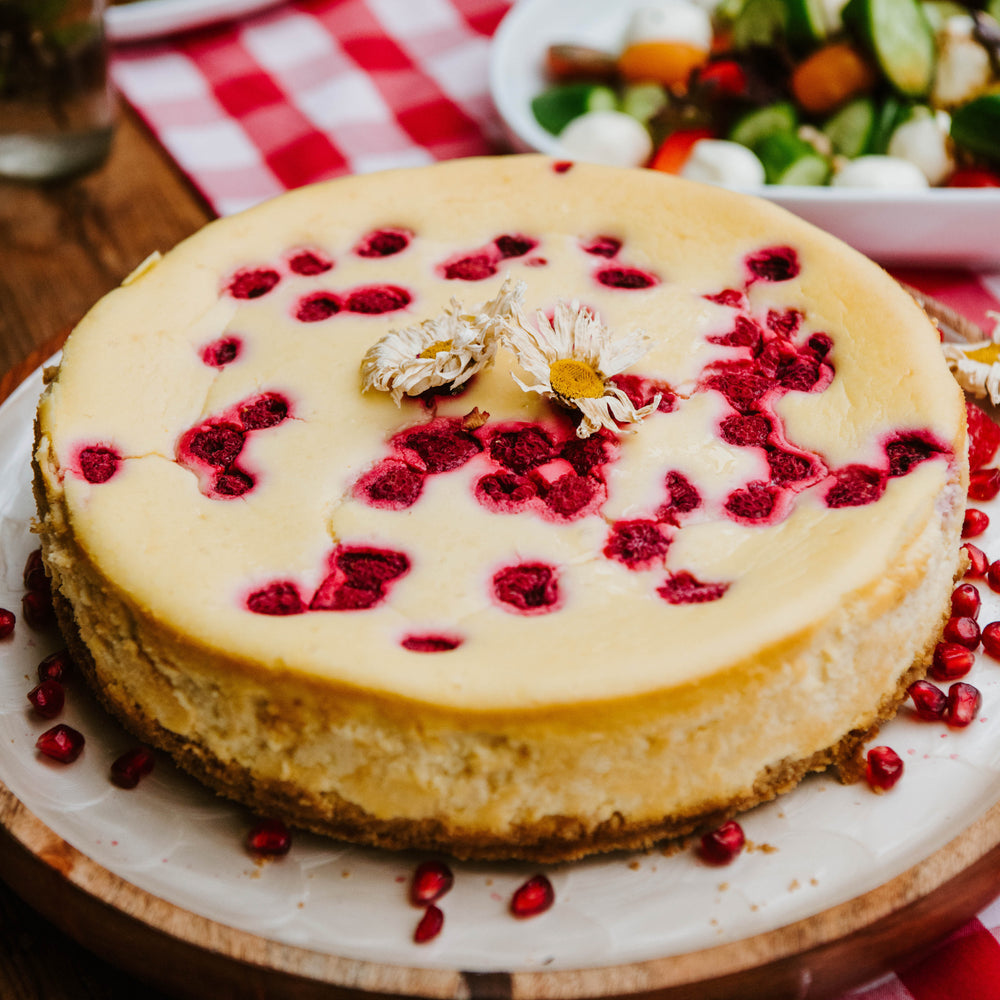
360, 280, 524, 404
504, 298, 657, 438
942, 311, 1000, 405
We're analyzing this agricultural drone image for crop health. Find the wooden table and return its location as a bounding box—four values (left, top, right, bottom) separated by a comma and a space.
0, 105, 211, 1000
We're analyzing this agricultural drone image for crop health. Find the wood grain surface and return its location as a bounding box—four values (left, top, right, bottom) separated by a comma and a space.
2, 103, 999, 1000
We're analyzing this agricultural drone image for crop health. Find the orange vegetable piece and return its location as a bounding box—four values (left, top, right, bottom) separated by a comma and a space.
649, 128, 714, 173
619, 40, 709, 88
790, 43, 877, 115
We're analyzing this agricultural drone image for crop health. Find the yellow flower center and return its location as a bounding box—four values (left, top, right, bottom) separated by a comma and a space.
965, 343, 1000, 365
548, 358, 605, 399
419, 339, 453, 359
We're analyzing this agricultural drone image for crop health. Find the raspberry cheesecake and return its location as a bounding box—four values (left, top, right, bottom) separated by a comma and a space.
33, 156, 967, 861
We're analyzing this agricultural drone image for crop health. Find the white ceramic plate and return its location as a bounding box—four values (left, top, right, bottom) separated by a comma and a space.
2, 361, 1000, 978
106, 0, 284, 42
489, 0, 1000, 268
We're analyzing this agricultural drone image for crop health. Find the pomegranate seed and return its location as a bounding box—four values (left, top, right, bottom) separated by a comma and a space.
35, 724, 84, 763
246, 818, 291, 857
27, 679, 64, 719
944, 682, 982, 728
908, 679, 947, 720
929, 641, 976, 681
951, 583, 982, 619
37, 649, 74, 682
983, 621, 1000, 659
964, 543, 989, 578
963, 508, 990, 538
23, 549, 46, 591
989, 560, 1000, 594
510, 874, 555, 918
110, 746, 155, 789
409, 859, 454, 906
943, 615, 981, 649
413, 904, 444, 943
0, 608, 14, 639
866, 746, 903, 791
969, 468, 1000, 501
21, 589, 53, 630
698, 819, 746, 864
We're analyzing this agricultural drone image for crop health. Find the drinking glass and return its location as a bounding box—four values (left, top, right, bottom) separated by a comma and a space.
0, 0, 116, 181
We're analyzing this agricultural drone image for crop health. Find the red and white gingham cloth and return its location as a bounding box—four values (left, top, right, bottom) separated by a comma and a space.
110, 0, 512, 215
108, 3, 1000, 995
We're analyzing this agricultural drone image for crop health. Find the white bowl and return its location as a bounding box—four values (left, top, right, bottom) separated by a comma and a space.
489, 0, 1000, 268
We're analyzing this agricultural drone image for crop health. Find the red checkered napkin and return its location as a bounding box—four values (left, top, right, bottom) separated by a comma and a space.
110, 0, 513, 215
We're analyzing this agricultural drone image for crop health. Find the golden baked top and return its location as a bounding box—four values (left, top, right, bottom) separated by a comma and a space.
34, 156, 965, 714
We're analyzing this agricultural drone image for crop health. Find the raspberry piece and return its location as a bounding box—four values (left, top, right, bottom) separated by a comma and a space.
560, 434, 611, 475
79, 446, 120, 484
608, 374, 676, 412
488, 426, 556, 473
337, 548, 410, 588
825, 465, 886, 508
708, 316, 762, 351
295, 292, 343, 322
442, 253, 497, 281
493, 563, 559, 613
885, 431, 947, 477
288, 250, 332, 275
766, 308, 803, 337
704, 288, 745, 308
247, 582, 305, 616
311, 547, 410, 611
355, 228, 411, 258
475, 472, 537, 511
401, 635, 462, 652
346, 284, 411, 314
185, 424, 245, 467
967, 400, 1000, 471
705, 367, 771, 414
657, 571, 729, 604
495, 234, 537, 258
201, 336, 241, 368
213, 469, 254, 497
581, 235, 621, 257
603, 520, 670, 569
238, 393, 289, 430
595, 266, 657, 289
543, 472, 597, 518
777, 357, 822, 392
745, 245, 799, 282
396, 421, 482, 474
657, 470, 701, 523
720, 413, 771, 447
806, 332, 833, 358
766, 448, 814, 485
227, 268, 280, 299
355, 459, 425, 510
725, 481, 776, 520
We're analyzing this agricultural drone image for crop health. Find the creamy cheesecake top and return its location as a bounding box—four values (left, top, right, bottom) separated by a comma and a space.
35, 155, 965, 713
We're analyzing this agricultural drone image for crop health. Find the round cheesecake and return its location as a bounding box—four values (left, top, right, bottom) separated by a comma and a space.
33, 156, 967, 861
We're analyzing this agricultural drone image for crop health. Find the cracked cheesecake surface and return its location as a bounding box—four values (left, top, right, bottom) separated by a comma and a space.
33, 156, 967, 859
